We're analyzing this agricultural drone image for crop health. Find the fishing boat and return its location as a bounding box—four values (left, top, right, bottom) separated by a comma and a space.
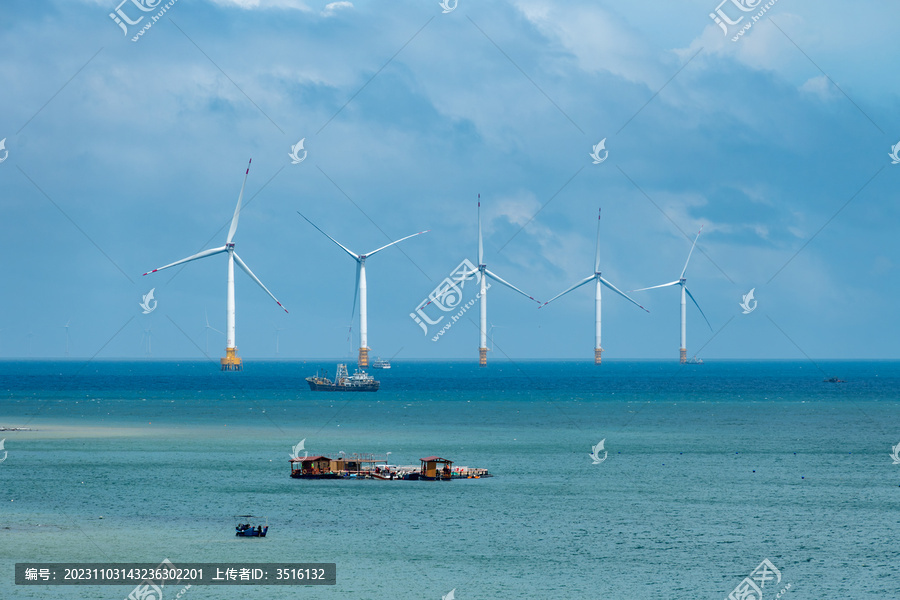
370, 357, 391, 369
234, 515, 268, 537
306, 364, 379, 392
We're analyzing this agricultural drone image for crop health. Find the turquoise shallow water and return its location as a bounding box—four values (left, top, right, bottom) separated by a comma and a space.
1, 360, 898, 599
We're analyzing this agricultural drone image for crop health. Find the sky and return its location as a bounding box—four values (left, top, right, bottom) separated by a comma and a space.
1, 0, 898, 362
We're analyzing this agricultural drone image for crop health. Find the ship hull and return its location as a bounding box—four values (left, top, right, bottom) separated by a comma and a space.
305, 378, 379, 392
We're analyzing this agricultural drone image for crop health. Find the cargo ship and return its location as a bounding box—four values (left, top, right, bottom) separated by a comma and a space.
306, 364, 379, 392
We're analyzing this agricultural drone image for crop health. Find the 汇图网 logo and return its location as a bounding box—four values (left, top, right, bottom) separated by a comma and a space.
290, 439, 309, 461
589, 439, 607, 464
438, 0, 457, 14
140, 288, 157, 314
589, 138, 608, 164
740, 288, 757, 314
289, 138, 307, 164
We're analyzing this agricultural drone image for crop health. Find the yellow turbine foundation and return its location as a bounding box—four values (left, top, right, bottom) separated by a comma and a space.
594, 347, 603, 365
680, 348, 687, 364
359, 347, 369, 368
479, 347, 487, 367
221, 347, 243, 371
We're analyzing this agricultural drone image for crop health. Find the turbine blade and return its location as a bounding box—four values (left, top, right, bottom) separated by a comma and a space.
680, 225, 703, 279
630, 280, 681, 292
594, 208, 601, 274
232, 252, 288, 313
297, 212, 360, 260
484, 268, 539, 303
477, 196, 483, 266
142, 246, 227, 275
540, 275, 595, 308
226, 159, 251, 244
599, 276, 649, 312
685, 286, 712, 330
365, 229, 430, 257
349, 261, 361, 326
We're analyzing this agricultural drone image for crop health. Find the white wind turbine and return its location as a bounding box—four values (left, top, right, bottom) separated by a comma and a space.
540, 209, 648, 364
297, 213, 428, 368
632, 226, 712, 363
203, 308, 223, 355
143, 160, 288, 371
472, 197, 540, 366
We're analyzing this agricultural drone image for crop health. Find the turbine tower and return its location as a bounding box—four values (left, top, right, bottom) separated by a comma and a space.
540, 209, 647, 364
473, 196, 539, 366
298, 213, 428, 368
143, 160, 288, 371
632, 226, 711, 363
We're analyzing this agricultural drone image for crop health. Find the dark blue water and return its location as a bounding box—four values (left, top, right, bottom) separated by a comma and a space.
1, 360, 898, 599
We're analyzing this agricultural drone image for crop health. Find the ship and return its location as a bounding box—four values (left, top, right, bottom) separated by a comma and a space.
370, 357, 391, 369
306, 364, 379, 392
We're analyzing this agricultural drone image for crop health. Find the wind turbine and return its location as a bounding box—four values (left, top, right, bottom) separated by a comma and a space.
274, 325, 285, 356
540, 209, 648, 364
203, 308, 223, 355
632, 226, 712, 363
472, 196, 540, 366
143, 160, 288, 371
141, 326, 152, 357
488, 323, 502, 351
297, 212, 428, 368
63, 320, 70, 357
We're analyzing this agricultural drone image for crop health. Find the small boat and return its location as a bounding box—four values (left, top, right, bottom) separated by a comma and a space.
234, 515, 268, 537
306, 364, 379, 392
370, 357, 391, 369
823, 377, 846, 383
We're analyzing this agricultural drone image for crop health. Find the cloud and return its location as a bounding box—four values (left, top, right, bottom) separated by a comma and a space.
322, 1, 352, 17
511, 0, 666, 89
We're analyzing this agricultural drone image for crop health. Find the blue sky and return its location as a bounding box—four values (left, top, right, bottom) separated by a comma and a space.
1, 0, 898, 361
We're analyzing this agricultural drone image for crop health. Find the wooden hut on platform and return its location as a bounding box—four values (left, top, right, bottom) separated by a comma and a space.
419, 456, 453, 480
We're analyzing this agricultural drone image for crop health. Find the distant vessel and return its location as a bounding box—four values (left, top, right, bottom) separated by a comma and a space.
823, 377, 845, 383
234, 515, 268, 537
306, 364, 379, 392
370, 357, 391, 369
290, 452, 492, 480
684, 357, 703, 364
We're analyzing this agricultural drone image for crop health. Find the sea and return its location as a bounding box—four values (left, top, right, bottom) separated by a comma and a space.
0, 359, 898, 600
